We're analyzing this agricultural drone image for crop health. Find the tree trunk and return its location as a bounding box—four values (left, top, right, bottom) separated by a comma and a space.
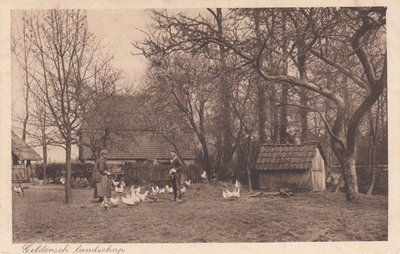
254, 10, 267, 144
246, 166, 252, 193
78, 131, 84, 162
27, 160, 33, 183
257, 78, 267, 144
65, 140, 72, 204
42, 143, 47, 184
367, 109, 378, 195
341, 155, 358, 201
215, 8, 234, 175
268, 85, 279, 143
246, 136, 253, 193
279, 13, 289, 144
24, 161, 30, 183
366, 147, 376, 195
297, 51, 308, 143
330, 108, 359, 201
299, 91, 308, 142
280, 84, 288, 143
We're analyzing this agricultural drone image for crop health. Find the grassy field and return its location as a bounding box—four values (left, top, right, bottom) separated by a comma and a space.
12, 183, 387, 243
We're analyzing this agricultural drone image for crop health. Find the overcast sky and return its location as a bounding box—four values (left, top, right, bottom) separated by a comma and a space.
11, 9, 153, 162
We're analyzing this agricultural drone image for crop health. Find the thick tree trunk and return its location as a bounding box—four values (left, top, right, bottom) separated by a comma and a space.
297, 52, 308, 143
216, 9, 234, 174
254, 10, 267, 144
341, 155, 359, 201
65, 140, 72, 204
330, 108, 359, 201
200, 139, 212, 181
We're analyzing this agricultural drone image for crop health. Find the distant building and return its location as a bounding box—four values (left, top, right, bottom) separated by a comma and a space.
80, 130, 195, 165
79, 94, 195, 167
11, 131, 42, 182
255, 143, 326, 191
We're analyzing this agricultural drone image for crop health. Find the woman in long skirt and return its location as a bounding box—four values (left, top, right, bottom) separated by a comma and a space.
93, 149, 112, 202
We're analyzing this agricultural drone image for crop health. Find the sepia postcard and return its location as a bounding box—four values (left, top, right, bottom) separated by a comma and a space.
1, 0, 399, 253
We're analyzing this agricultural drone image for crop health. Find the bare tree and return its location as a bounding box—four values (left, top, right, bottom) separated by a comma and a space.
143, 53, 216, 178
11, 15, 35, 182
136, 7, 386, 201
22, 10, 112, 203
27, 94, 53, 184
79, 63, 130, 160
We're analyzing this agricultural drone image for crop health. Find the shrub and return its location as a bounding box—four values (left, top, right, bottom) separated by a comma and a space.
71, 178, 90, 189
121, 161, 203, 187
356, 166, 388, 195
36, 162, 94, 184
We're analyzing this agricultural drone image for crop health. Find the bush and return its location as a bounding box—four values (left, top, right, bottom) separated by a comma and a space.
71, 178, 90, 189
121, 161, 203, 187
36, 163, 94, 184
36, 161, 204, 188
356, 166, 388, 195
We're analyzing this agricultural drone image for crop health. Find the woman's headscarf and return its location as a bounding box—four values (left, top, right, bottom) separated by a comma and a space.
100, 149, 108, 157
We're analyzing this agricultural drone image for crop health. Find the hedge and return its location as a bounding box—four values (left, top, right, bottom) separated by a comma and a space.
36, 162, 94, 183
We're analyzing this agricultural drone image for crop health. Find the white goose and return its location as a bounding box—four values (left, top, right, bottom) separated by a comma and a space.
110, 196, 120, 207
152, 186, 159, 195
165, 185, 173, 193
138, 190, 149, 202
201, 170, 207, 179
122, 191, 140, 206
181, 185, 186, 194
222, 188, 239, 199
115, 181, 125, 193
13, 186, 22, 194
101, 197, 111, 210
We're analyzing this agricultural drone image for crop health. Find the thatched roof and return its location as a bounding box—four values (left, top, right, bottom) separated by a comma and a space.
81, 130, 194, 161
256, 143, 324, 171
11, 132, 42, 161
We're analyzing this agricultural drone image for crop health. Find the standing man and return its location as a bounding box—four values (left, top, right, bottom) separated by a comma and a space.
169, 150, 183, 202
92, 149, 112, 202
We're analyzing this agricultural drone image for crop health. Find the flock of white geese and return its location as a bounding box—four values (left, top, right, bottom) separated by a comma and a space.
12, 170, 241, 208
101, 170, 242, 209
101, 177, 195, 210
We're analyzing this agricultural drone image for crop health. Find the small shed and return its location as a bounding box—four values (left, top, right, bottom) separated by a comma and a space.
11, 132, 42, 181
255, 143, 326, 191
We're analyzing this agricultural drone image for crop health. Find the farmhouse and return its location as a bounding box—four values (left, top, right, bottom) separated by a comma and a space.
78, 94, 195, 168
255, 143, 326, 191
11, 131, 42, 182
80, 130, 195, 165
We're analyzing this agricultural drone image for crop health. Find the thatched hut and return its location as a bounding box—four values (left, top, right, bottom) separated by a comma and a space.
255, 143, 326, 191
11, 132, 42, 182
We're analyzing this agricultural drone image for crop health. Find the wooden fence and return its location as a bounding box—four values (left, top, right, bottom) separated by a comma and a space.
12, 164, 25, 181
327, 165, 388, 194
